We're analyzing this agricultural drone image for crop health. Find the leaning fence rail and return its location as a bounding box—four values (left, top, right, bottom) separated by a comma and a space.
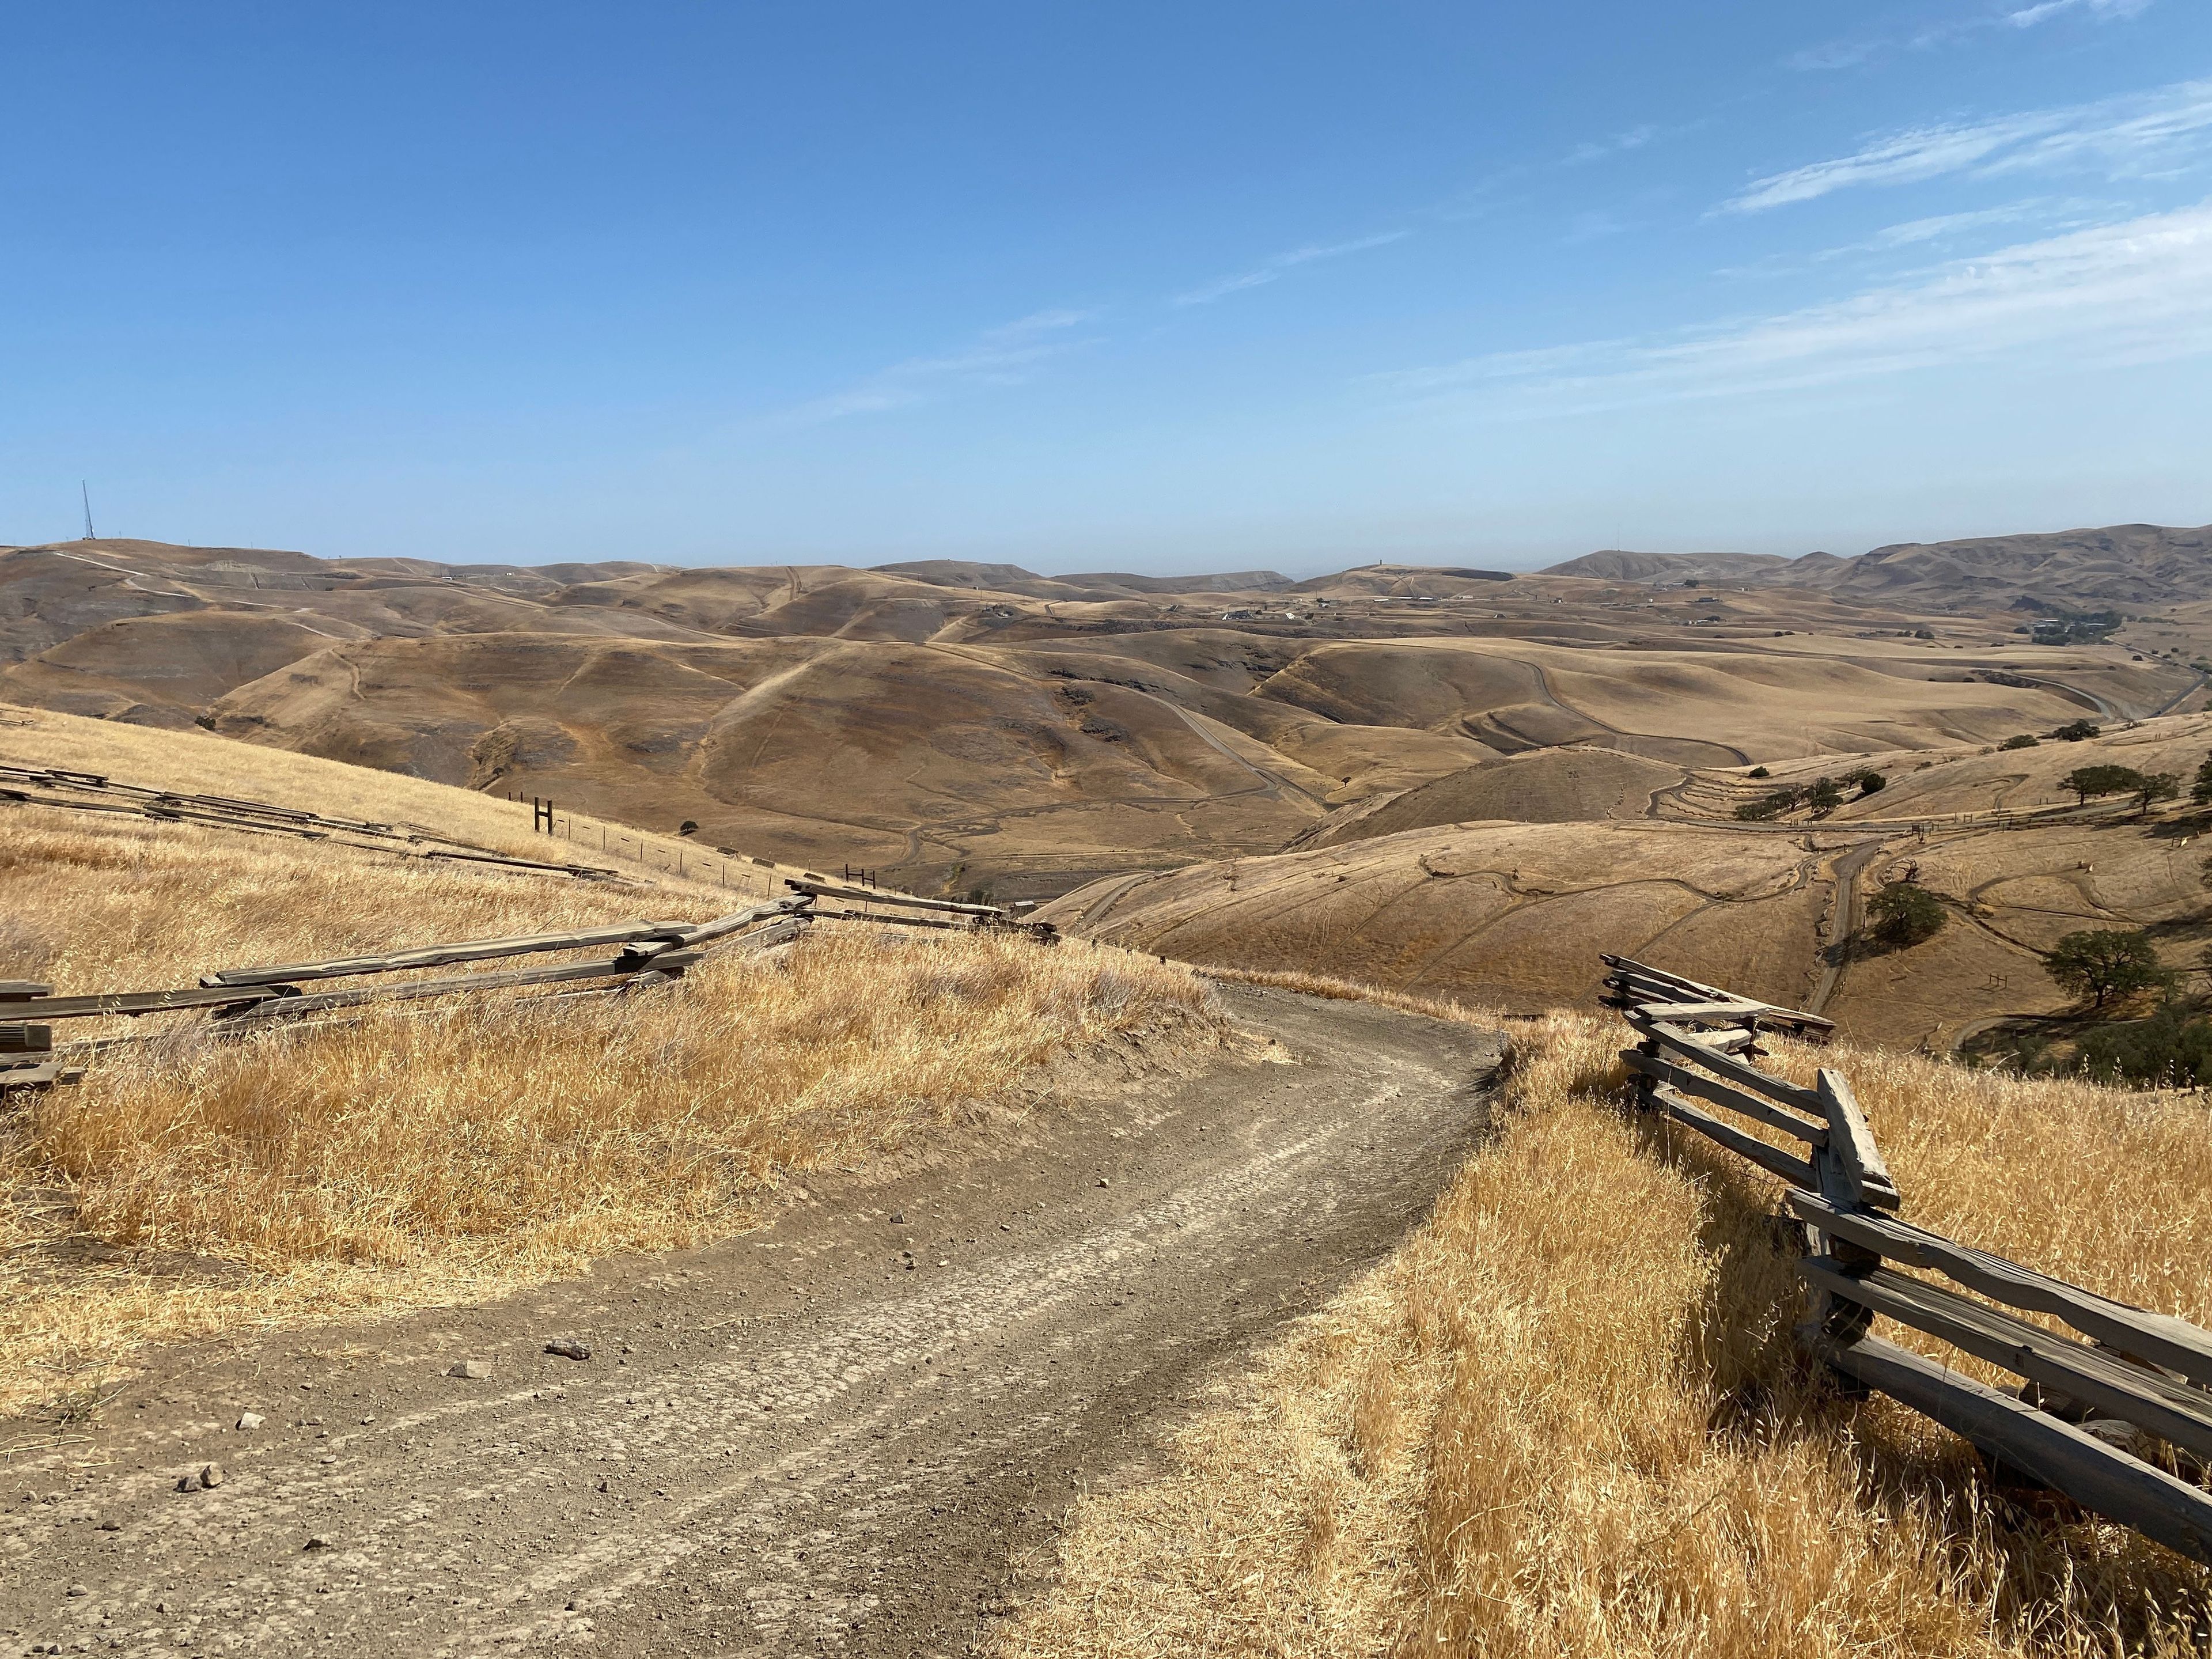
1604, 952, 2212, 1566
0, 877, 1055, 1096
1, 763, 630, 883
0, 899, 813, 1092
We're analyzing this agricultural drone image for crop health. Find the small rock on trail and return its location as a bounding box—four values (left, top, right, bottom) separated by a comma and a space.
448, 1359, 490, 1379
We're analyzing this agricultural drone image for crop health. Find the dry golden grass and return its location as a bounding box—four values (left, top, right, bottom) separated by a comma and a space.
1001, 1004, 2212, 1658
0, 805, 709, 998
1, 700, 779, 897
1, 794, 1219, 1421
3, 701, 557, 862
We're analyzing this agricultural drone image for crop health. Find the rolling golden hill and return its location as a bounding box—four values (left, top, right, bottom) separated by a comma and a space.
4, 530, 2205, 899
1042, 713, 2212, 1052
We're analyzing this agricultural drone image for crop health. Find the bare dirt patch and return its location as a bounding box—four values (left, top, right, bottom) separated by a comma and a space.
1, 984, 1503, 1657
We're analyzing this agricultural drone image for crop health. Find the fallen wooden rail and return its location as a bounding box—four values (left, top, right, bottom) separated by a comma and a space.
0, 983, 297, 1021
785, 878, 1005, 918
0, 1059, 86, 1092
217, 948, 710, 1022
1605, 952, 2212, 1565
200, 919, 699, 986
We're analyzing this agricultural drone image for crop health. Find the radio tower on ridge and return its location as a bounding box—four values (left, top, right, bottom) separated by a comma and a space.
80, 481, 96, 541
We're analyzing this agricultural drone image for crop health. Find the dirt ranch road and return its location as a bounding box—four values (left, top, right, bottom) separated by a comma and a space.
4, 986, 1503, 1657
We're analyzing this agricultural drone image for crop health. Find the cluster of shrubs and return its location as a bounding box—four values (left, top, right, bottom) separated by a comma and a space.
2073, 1006, 2212, 1089
1734, 768, 1885, 821
2029, 928, 2212, 1088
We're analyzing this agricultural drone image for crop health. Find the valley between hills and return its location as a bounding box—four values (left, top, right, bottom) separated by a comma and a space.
5, 521, 2210, 1051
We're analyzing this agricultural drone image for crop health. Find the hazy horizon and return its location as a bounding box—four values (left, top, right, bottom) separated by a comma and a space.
5, 3, 2209, 571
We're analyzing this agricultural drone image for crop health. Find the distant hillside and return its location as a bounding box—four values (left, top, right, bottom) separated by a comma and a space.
1540, 549, 1794, 583
1051, 569, 1292, 595
866, 559, 1078, 597
872, 560, 1295, 600
1824, 523, 2212, 609
1547, 524, 2212, 609
6, 529, 2200, 896
1289, 747, 1686, 849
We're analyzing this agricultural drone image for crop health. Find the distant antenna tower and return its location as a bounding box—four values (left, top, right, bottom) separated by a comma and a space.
81, 481, 96, 541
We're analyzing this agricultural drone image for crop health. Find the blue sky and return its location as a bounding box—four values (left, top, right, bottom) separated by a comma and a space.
2, 2, 2207, 573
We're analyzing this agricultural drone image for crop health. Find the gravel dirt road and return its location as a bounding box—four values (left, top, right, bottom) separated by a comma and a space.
3, 984, 1502, 1657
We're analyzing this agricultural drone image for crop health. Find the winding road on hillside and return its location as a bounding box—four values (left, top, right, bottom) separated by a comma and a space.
4, 987, 1502, 1659
1809, 838, 1895, 1015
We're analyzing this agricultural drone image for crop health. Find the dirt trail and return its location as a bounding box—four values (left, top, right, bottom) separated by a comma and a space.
1810, 838, 1894, 1014
2, 986, 1502, 1658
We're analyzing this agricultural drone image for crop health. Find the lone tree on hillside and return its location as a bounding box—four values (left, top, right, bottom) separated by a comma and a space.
2061, 763, 2141, 806
1999, 733, 2039, 750
2052, 719, 2102, 742
2132, 771, 2179, 816
2044, 929, 2169, 1008
2194, 751, 2212, 806
1868, 881, 1945, 948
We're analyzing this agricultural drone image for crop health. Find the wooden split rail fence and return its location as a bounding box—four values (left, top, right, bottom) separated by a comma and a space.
3, 764, 631, 883
0, 880, 1054, 1097
1604, 953, 2212, 1563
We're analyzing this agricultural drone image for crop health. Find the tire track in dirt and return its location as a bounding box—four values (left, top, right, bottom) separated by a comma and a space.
5, 986, 1502, 1659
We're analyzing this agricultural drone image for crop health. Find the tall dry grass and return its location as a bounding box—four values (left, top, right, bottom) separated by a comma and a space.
1002, 1006, 2212, 1658
1, 806, 707, 998
2, 702, 561, 864
1, 799, 1219, 1419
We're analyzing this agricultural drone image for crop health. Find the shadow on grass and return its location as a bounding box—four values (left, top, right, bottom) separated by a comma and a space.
1613, 1088, 2212, 1646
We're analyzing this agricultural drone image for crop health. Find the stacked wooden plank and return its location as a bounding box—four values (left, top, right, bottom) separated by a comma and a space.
1607, 952, 2212, 1565
0, 985, 81, 1092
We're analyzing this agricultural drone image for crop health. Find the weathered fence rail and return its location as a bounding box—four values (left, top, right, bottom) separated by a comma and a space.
2, 764, 629, 883
0, 898, 814, 1094
1605, 952, 2212, 1565
0, 875, 1053, 1096
1, 759, 1066, 1096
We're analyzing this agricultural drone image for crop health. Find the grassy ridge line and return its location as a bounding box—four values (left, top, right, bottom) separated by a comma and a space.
1001, 976, 2212, 1658
2, 703, 569, 869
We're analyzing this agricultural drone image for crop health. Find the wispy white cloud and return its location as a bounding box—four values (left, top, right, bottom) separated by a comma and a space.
772, 308, 1100, 426
1563, 124, 1661, 166
1720, 77, 2212, 212
1171, 231, 1408, 306
1372, 202, 2212, 415
2005, 0, 2153, 26
1791, 0, 2154, 71
1867, 200, 2062, 245
1788, 38, 1885, 73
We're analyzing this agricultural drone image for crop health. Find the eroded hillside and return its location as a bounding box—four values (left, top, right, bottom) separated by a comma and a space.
3, 529, 2206, 899
1043, 712, 2212, 1052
